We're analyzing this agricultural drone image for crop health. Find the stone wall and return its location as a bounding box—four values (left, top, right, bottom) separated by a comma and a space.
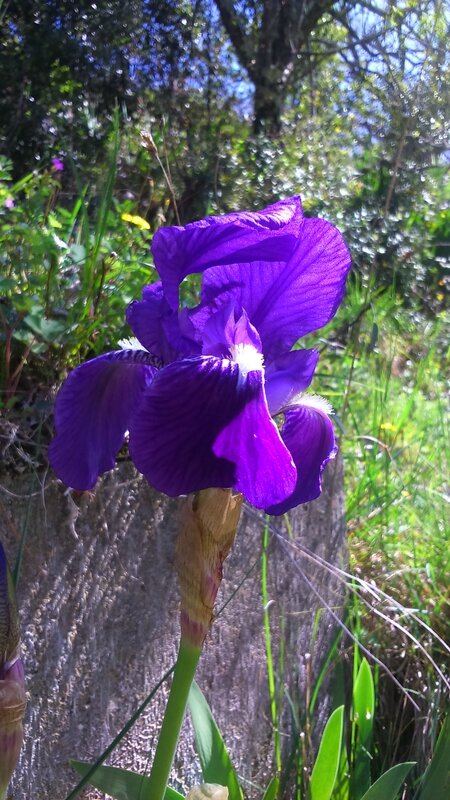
0, 456, 346, 799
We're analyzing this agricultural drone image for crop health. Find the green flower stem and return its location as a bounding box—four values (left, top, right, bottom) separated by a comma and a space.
144, 638, 202, 800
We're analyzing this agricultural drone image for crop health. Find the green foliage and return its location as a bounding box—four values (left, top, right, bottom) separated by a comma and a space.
185, 673, 423, 799
262, 521, 282, 775
314, 279, 449, 776
350, 659, 375, 798
188, 680, 244, 800
358, 764, 415, 800
310, 706, 344, 800
262, 777, 280, 800
71, 761, 184, 800
413, 716, 450, 800
0, 144, 154, 405
0, 3, 447, 794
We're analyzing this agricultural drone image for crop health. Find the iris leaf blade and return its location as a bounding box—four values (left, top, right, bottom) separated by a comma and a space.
351, 658, 374, 799
359, 762, 415, 800
71, 760, 184, 799
188, 681, 244, 800
310, 705, 344, 800
414, 716, 450, 800
262, 776, 279, 800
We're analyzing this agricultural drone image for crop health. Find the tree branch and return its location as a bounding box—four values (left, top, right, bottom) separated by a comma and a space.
214, 0, 256, 79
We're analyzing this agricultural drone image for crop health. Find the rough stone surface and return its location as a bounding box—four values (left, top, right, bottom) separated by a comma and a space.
0, 456, 346, 799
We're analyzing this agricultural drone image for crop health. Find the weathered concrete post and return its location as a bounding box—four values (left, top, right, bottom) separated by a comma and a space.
0, 455, 345, 799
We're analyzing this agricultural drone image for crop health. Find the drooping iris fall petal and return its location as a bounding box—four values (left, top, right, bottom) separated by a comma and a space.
129, 357, 296, 508
213, 371, 296, 508
265, 401, 337, 515
49, 350, 158, 490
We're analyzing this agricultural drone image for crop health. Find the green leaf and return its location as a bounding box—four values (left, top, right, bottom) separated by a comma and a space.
351, 658, 374, 799
69, 243, 86, 264
188, 681, 243, 800
310, 705, 344, 800
0, 277, 15, 291
333, 742, 350, 800
262, 776, 279, 800
71, 760, 184, 800
23, 313, 66, 341
359, 763, 415, 800
414, 716, 450, 800
353, 659, 375, 745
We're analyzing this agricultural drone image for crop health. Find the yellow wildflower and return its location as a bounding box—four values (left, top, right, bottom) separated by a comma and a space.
380, 422, 396, 432
121, 212, 151, 230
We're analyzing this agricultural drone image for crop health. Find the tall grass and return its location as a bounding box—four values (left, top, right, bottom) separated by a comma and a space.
316, 279, 449, 772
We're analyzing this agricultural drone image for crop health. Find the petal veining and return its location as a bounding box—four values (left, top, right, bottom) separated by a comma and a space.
200, 217, 351, 359
213, 371, 296, 508
201, 303, 262, 360
49, 350, 158, 490
152, 197, 303, 309
129, 357, 295, 507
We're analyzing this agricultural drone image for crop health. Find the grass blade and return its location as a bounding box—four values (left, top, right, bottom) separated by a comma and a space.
262, 519, 281, 773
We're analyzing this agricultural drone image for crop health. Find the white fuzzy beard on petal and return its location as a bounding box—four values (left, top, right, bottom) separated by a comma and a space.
118, 337, 143, 351
289, 393, 334, 415
229, 343, 264, 378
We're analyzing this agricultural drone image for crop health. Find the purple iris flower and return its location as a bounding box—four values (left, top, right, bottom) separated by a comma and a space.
49, 197, 351, 514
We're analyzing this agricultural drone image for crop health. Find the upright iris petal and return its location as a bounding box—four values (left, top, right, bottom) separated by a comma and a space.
126, 283, 200, 363
265, 349, 319, 415
153, 197, 303, 309
199, 217, 351, 359
49, 196, 351, 514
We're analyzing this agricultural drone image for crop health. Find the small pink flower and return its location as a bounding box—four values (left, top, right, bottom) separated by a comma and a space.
51, 157, 64, 172
4, 197, 14, 209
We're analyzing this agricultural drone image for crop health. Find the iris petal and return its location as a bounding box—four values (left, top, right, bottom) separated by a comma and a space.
49, 350, 158, 490
265, 402, 337, 515
129, 357, 296, 507
201, 303, 262, 358
213, 371, 296, 508
200, 217, 351, 359
126, 283, 180, 362
265, 349, 319, 415
152, 197, 303, 309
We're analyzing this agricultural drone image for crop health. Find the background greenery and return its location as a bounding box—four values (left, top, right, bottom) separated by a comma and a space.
0, 0, 448, 797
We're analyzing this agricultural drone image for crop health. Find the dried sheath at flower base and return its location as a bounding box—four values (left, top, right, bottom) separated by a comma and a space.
176, 489, 243, 649
0, 542, 26, 799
